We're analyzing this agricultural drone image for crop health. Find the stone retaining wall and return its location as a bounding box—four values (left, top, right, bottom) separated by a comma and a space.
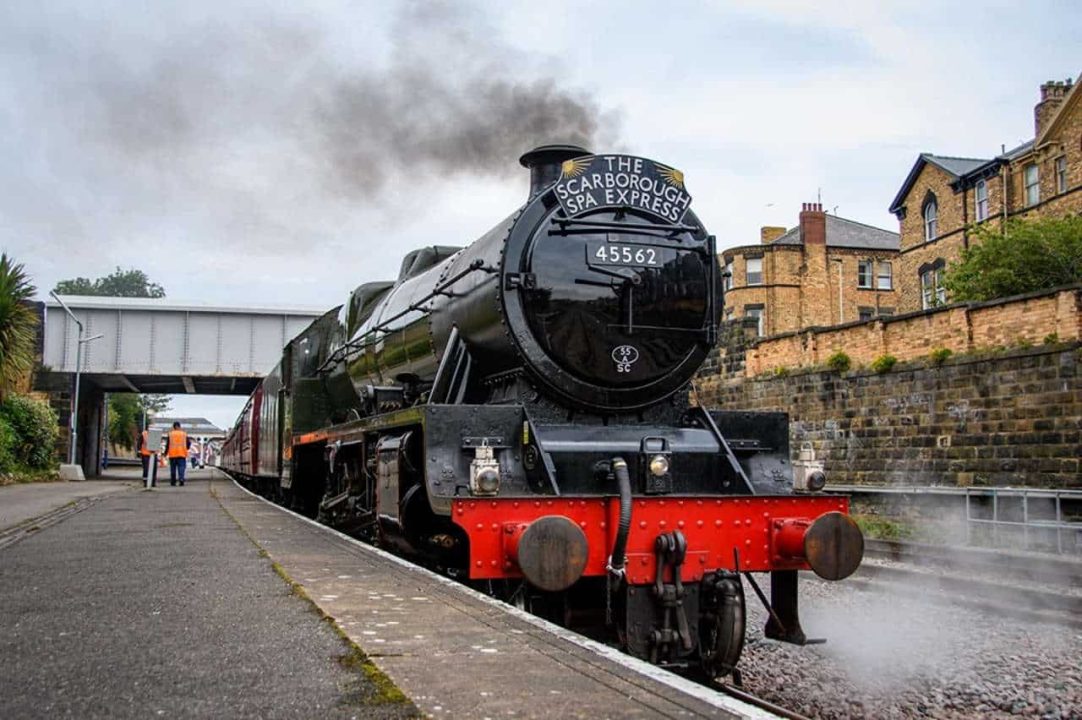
695, 343, 1082, 488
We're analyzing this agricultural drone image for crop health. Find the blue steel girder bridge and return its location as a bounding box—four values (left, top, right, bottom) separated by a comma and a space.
36, 296, 324, 477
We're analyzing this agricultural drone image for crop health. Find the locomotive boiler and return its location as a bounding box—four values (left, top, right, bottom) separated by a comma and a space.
222, 145, 864, 678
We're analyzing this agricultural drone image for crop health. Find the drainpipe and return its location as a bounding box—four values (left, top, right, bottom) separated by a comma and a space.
1001, 144, 1009, 232
831, 258, 844, 323
962, 180, 969, 250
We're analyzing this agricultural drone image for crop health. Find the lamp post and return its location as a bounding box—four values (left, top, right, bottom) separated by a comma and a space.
49, 292, 103, 466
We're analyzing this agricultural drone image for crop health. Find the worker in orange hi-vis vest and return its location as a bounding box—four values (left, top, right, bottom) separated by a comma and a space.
138, 427, 153, 482
164, 421, 192, 487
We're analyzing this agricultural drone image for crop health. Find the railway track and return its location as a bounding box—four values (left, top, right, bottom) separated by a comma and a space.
863, 537, 1082, 586
716, 683, 811, 720
850, 538, 1082, 627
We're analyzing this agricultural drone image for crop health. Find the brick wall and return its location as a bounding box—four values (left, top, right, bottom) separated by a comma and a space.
695, 342, 1082, 489
695, 286, 1082, 488
732, 286, 1082, 376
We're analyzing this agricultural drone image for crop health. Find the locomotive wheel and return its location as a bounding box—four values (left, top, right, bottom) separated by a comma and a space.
698, 572, 746, 679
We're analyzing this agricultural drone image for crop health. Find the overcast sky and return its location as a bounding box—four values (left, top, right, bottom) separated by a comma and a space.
4, 0, 1079, 428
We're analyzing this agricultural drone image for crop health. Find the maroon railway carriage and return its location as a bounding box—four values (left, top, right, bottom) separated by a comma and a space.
222, 146, 864, 678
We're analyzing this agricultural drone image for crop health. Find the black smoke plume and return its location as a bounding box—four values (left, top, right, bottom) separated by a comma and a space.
82, 2, 621, 200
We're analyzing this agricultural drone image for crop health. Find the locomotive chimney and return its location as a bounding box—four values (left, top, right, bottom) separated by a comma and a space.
519, 144, 591, 198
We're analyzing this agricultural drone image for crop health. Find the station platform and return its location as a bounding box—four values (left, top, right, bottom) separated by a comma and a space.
0, 469, 771, 718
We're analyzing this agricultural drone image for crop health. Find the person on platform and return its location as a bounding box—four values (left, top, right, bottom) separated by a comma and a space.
138, 426, 154, 484
164, 421, 191, 487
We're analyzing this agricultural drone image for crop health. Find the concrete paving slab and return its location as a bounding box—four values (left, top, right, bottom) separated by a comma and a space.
215, 473, 771, 719
0, 474, 418, 719
0, 477, 136, 532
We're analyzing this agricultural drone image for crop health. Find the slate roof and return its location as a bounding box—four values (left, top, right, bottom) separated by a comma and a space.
769, 214, 899, 251
1000, 140, 1035, 161
922, 154, 990, 177
941, 141, 1034, 188
889, 75, 1079, 216
888, 153, 993, 214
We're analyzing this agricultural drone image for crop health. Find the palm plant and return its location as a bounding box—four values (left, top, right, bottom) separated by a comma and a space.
0, 254, 39, 399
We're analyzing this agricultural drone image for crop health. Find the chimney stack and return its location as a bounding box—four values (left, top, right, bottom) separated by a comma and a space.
761, 226, 786, 244
519, 144, 591, 198
1035, 78, 1073, 137
799, 202, 826, 245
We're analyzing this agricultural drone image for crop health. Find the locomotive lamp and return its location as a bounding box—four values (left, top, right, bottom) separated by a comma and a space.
641, 437, 672, 494
792, 442, 827, 492
470, 445, 501, 496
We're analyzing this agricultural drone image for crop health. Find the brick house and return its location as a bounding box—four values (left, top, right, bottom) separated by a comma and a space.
719, 203, 899, 337
889, 75, 1082, 313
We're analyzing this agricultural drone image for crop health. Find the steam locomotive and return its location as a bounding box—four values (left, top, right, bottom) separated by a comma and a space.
221, 145, 864, 678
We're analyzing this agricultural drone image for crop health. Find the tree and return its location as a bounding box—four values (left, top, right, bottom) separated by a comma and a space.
944, 215, 1082, 302
0, 253, 39, 400
54, 267, 165, 298
108, 393, 171, 451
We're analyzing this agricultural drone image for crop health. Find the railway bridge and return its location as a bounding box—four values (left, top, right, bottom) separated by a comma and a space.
36, 296, 324, 477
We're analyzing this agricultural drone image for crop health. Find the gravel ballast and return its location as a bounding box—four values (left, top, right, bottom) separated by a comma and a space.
735, 572, 1082, 719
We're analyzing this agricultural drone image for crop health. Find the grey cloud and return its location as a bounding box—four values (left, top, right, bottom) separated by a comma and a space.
78, 2, 618, 196
1, 1, 621, 268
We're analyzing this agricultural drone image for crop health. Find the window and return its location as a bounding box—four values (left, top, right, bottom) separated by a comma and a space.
877, 261, 892, 290
745, 305, 764, 336
857, 260, 873, 289
920, 268, 946, 309
1024, 164, 1039, 207
745, 257, 762, 286
975, 180, 988, 221
923, 198, 937, 241
860, 306, 893, 321
723, 260, 733, 291
1056, 156, 1067, 194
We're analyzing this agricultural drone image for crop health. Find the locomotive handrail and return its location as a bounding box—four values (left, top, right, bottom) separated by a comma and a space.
551, 217, 700, 234
706, 234, 718, 344
696, 406, 755, 494
316, 259, 497, 374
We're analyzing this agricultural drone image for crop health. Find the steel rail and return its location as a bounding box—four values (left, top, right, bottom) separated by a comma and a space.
715, 684, 811, 720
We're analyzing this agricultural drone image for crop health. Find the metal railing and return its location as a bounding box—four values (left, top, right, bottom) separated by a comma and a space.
831, 484, 1082, 555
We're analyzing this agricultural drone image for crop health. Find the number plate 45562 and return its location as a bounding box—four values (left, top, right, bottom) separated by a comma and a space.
588, 243, 670, 267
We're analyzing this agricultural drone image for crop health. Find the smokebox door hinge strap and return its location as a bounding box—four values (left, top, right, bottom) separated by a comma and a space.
504, 273, 536, 290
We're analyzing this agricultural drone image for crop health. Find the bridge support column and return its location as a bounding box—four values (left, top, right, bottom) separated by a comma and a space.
78, 388, 106, 478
